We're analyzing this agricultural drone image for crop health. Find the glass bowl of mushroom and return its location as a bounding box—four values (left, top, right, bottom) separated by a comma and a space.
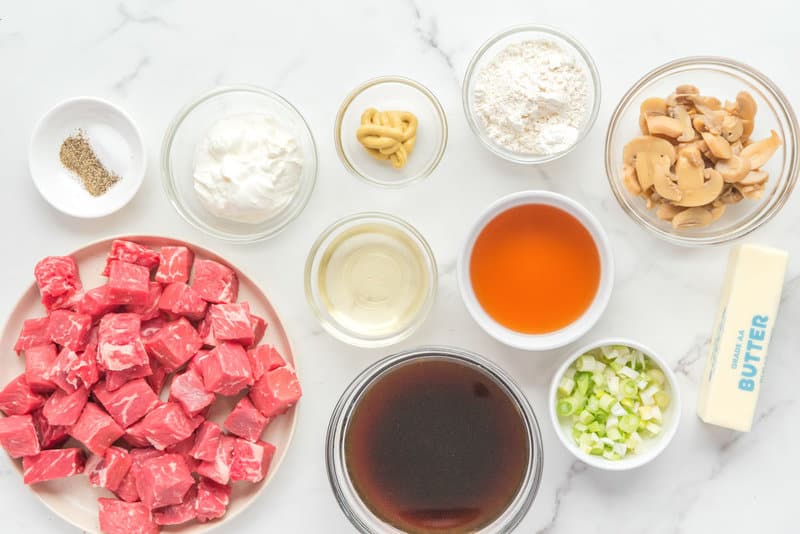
605, 57, 799, 246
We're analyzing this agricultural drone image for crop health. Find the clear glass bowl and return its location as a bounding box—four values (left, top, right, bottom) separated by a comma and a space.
326, 346, 544, 534
605, 57, 799, 246
462, 25, 601, 164
161, 85, 318, 243
335, 76, 447, 187
304, 212, 437, 347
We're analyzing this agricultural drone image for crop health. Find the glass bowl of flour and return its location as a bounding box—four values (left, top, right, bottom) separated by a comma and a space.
162, 85, 318, 242
463, 25, 601, 164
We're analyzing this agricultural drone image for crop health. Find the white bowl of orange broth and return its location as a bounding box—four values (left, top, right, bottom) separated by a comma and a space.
457, 191, 614, 350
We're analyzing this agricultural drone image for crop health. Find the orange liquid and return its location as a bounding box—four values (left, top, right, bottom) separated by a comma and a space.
469, 204, 601, 334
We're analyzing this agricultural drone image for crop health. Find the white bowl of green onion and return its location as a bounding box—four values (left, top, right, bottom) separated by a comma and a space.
549, 338, 681, 470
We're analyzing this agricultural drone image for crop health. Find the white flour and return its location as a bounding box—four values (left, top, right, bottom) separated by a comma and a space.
473, 39, 590, 155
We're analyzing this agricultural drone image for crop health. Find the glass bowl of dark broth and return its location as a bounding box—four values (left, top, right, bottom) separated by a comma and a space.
327, 347, 543, 533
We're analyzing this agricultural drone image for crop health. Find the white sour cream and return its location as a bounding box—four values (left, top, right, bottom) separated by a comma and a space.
193, 113, 303, 224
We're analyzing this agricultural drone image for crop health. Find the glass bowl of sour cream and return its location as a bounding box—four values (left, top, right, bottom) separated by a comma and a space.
305, 212, 438, 347
161, 85, 318, 242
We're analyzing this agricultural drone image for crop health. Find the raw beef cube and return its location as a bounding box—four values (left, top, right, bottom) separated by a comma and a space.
75, 285, 118, 318
195, 434, 235, 485
189, 421, 222, 462
46, 309, 92, 351
43, 387, 88, 426
87, 446, 132, 492
250, 366, 302, 417
197, 313, 216, 346
123, 425, 151, 449
23, 448, 85, 484
99, 312, 141, 344
97, 498, 158, 534
14, 317, 50, 354
102, 239, 160, 276
231, 439, 275, 483
0, 414, 40, 458
140, 317, 163, 340
200, 342, 252, 396
196, 477, 231, 522
145, 318, 202, 372
47, 347, 99, 393
124, 282, 162, 321
225, 396, 269, 442
30, 409, 69, 449
154, 484, 197, 526
105, 361, 153, 391
188, 349, 212, 377
249, 312, 267, 347
34, 256, 82, 311
98, 312, 147, 371
166, 435, 199, 471
145, 356, 168, 395
126, 402, 198, 450
155, 246, 192, 284
107, 260, 150, 306
114, 447, 163, 501
69, 402, 125, 456
136, 453, 194, 509
158, 282, 207, 321
99, 339, 149, 373
0, 374, 46, 415
170, 368, 215, 416
208, 303, 254, 346
192, 259, 238, 304
93, 378, 161, 428
247, 345, 286, 382
24, 343, 58, 392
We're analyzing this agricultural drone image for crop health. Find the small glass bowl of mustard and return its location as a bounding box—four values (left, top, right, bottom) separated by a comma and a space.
304, 212, 438, 347
334, 76, 448, 187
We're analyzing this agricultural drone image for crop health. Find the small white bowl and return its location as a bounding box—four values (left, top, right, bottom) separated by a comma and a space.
549, 338, 681, 470
29, 97, 146, 218
457, 191, 614, 351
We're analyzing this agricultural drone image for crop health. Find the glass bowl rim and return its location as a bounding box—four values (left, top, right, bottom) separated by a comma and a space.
304, 211, 438, 347
334, 75, 448, 188
604, 55, 800, 246
160, 84, 318, 243
326, 345, 544, 534
461, 23, 602, 165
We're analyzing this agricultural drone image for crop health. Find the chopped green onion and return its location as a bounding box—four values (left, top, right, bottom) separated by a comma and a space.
556, 344, 671, 461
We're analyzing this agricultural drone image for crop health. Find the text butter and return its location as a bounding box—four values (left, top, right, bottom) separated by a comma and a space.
697, 244, 788, 432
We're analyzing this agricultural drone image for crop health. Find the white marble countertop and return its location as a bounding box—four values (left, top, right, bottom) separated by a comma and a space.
1, 1, 798, 532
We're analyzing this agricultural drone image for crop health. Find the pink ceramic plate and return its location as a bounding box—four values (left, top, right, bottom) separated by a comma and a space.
0, 235, 299, 533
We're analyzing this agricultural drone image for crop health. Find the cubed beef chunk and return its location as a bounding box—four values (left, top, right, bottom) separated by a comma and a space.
247, 345, 286, 382
14, 317, 50, 354
34, 256, 82, 311
24, 343, 58, 392
107, 260, 150, 306
192, 259, 238, 304
195, 477, 231, 522
250, 366, 302, 417
97, 498, 158, 534
169, 368, 215, 416
224, 396, 269, 442
102, 239, 160, 276
135, 453, 194, 510
231, 438, 275, 483
199, 342, 252, 396
93, 378, 161, 428
145, 318, 202, 372
69, 402, 125, 456
189, 421, 222, 462
0, 414, 40, 458
158, 282, 207, 321
46, 310, 92, 351
155, 246, 192, 285
0, 374, 46, 415
23, 448, 85, 484
42, 387, 88, 426
87, 446, 132, 492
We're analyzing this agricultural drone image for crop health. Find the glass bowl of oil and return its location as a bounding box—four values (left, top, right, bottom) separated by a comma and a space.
326, 346, 543, 534
304, 212, 438, 347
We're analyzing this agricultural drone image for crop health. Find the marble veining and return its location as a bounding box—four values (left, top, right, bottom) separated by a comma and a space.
1, 0, 798, 533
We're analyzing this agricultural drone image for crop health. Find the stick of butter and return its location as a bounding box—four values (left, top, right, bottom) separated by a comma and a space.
697, 243, 788, 432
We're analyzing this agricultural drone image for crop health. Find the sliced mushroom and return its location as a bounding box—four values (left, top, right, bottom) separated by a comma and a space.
656, 202, 684, 221
740, 130, 782, 169
739, 170, 768, 186
623, 164, 641, 195
735, 182, 765, 200
734, 91, 757, 120
672, 207, 713, 229
718, 184, 744, 204
690, 95, 723, 111
634, 152, 670, 192
672, 106, 696, 142
639, 97, 668, 134
675, 153, 704, 189
623, 136, 677, 166
652, 167, 682, 202
730, 140, 744, 155
694, 106, 727, 135
741, 120, 755, 141
646, 115, 684, 138
701, 132, 733, 159
721, 115, 743, 143
675, 167, 724, 207
715, 155, 751, 183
